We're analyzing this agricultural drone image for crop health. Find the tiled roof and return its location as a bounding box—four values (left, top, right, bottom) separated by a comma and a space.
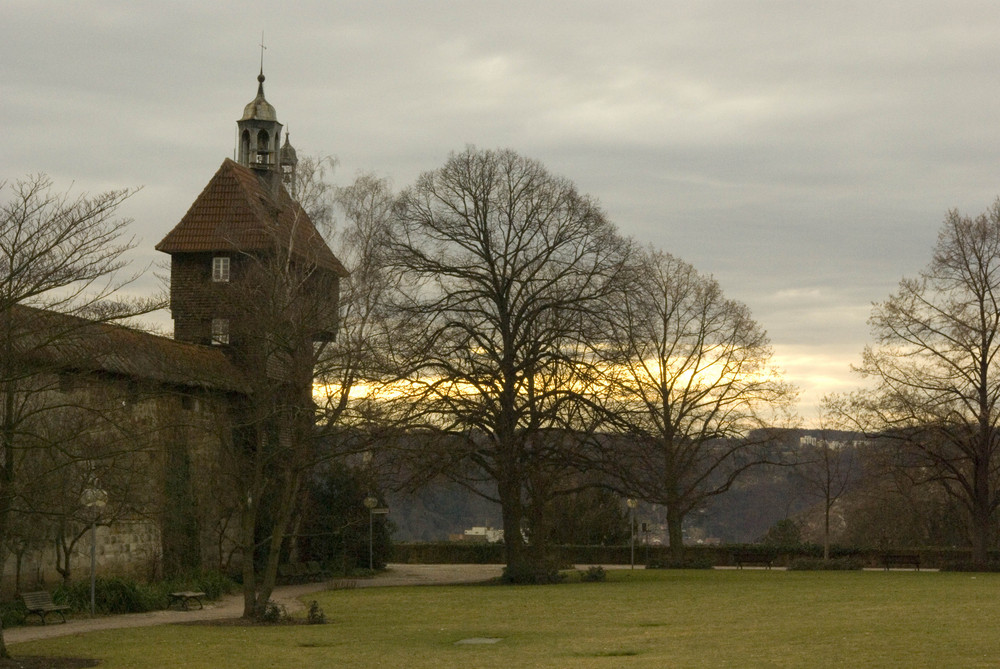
6, 305, 247, 394
155, 159, 348, 277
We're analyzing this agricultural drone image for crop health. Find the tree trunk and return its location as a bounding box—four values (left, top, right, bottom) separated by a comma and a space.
252, 474, 300, 618
0, 384, 15, 658
240, 504, 258, 619
823, 502, 831, 561
666, 505, 685, 562
499, 477, 543, 582
969, 498, 992, 567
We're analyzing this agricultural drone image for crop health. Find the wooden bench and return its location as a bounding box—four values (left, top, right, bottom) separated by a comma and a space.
168, 591, 206, 610
732, 551, 774, 569
881, 553, 920, 571
20, 591, 70, 624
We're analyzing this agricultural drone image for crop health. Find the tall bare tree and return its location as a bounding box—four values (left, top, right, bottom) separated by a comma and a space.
596, 248, 795, 560
846, 202, 1000, 565
213, 165, 394, 618
385, 147, 632, 581
791, 421, 858, 559
0, 174, 155, 657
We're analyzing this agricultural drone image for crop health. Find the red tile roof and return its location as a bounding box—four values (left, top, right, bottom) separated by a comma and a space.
155, 159, 347, 277
6, 305, 247, 393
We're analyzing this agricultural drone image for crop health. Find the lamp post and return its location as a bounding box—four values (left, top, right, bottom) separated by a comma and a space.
626, 498, 638, 570
363, 494, 378, 571
81, 486, 107, 616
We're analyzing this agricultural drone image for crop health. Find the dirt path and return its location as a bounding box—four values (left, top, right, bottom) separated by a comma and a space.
5, 563, 504, 646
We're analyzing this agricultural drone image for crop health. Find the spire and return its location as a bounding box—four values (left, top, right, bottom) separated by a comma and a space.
256, 31, 267, 98
280, 130, 298, 193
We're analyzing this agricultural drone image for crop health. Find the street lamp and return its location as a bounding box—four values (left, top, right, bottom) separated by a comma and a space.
363, 494, 389, 571
363, 494, 378, 571
81, 486, 107, 616
626, 498, 638, 570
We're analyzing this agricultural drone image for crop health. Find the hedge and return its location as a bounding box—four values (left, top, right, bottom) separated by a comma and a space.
392, 542, 1000, 570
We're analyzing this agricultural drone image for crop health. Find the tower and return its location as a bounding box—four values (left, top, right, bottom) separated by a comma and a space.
156, 73, 346, 349
280, 132, 298, 195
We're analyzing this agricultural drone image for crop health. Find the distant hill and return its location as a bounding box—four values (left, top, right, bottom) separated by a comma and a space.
387, 481, 502, 542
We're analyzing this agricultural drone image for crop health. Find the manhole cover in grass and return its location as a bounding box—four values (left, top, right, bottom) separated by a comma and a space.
455, 637, 503, 645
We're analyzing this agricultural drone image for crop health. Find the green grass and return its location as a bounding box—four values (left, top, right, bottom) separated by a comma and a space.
14, 569, 1000, 668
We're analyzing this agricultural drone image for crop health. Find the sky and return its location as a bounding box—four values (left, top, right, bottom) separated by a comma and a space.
5, 1, 1000, 421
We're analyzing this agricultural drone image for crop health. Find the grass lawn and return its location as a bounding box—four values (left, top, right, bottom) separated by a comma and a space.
13, 569, 1000, 668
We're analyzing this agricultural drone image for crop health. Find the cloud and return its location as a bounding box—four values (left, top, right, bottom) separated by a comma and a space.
6, 0, 1000, 426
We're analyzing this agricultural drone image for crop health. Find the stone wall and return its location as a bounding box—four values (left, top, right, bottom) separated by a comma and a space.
0, 366, 242, 593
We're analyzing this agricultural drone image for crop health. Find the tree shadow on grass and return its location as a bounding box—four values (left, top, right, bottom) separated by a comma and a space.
0, 658, 98, 668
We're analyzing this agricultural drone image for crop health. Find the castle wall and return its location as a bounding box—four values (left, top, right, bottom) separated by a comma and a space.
0, 366, 242, 593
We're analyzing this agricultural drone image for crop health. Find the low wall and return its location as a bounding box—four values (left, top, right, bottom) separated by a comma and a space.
2, 519, 161, 595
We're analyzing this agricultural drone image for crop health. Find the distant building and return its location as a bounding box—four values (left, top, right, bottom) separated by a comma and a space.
453, 527, 504, 543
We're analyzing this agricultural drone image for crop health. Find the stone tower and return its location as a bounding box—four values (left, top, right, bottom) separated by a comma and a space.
155, 73, 346, 350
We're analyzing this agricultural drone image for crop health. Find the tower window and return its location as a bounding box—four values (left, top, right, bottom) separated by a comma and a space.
256, 130, 271, 164
239, 130, 251, 165
212, 256, 230, 282
211, 318, 230, 345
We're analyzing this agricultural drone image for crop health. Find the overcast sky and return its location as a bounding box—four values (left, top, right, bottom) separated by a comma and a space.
5, 1, 1000, 421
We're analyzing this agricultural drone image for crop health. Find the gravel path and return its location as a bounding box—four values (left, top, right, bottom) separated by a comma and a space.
5, 563, 504, 646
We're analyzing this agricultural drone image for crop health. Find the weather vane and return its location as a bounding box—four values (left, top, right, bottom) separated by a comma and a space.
259, 31, 267, 73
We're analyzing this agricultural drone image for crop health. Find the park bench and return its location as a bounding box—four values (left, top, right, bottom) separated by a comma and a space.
881, 553, 920, 571
20, 590, 70, 624
732, 551, 774, 569
168, 590, 206, 610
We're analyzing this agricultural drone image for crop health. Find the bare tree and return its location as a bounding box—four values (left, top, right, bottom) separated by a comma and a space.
846, 202, 1000, 565
596, 248, 795, 560
316, 172, 396, 425
791, 420, 858, 559
211, 165, 394, 618
0, 174, 155, 657
221, 229, 341, 619
385, 147, 632, 581
290, 155, 339, 234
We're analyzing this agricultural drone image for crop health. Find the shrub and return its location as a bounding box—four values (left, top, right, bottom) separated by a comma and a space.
307, 600, 326, 624
259, 600, 287, 623
0, 600, 27, 628
56, 577, 161, 614
580, 566, 607, 582
501, 563, 566, 585
787, 557, 863, 571
940, 560, 1000, 572
158, 570, 236, 607
192, 570, 238, 599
